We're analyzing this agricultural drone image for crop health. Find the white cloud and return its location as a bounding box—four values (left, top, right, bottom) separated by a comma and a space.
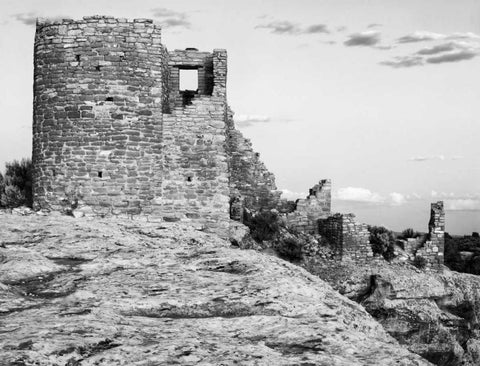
336, 187, 410, 206
397, 31, 446, 43
280, 189, 306, 200
390, 192, 406, 206
445, 199, 480, 211
236, 114, 270, 123
408, 193, 422, 200
408, 155, 447, 162
336, 187, 384, 203
431, 191, 456, 198
235, 114, 270, 127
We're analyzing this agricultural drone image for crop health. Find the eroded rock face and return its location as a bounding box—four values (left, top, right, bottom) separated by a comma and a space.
309, 260, 480, 366
0, 213, 430, 365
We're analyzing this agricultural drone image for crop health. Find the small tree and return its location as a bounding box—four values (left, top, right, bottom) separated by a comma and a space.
399, 228, 420, 239
368, 225, 395, 261
276, 236, 304, 262
413, 255, 428, 269
0, 172, 4, 200
0, 158, 33, 208
243, 210, 280, 242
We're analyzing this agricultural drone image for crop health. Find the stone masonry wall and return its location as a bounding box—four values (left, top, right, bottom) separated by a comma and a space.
225, 107, 281, 214
167, 49, 214, 110
160, 96, 229, 225
318, 213, 373, 262
285, 180, 331, 234
398, 201, 445, 268
159, 49, 230, 227
33, 16, 165, 215
417, 201, 445, 267
32, 16, 301, 230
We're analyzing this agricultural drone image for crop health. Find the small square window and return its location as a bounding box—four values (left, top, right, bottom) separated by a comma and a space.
179, 69, 198, 91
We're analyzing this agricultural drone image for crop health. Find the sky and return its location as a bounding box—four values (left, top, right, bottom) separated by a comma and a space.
0, 0, 479, 234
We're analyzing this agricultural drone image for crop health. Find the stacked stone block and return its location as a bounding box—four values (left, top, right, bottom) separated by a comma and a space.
416, 201, 445, 267
285, 180, 331, 233
225, 107, 281, 214
160, 96, 229, 225
33, 16, 165, 215
167, 49, 214, 110
318, 213, 373, 262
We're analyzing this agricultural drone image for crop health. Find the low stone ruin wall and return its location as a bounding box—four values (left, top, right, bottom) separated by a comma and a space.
398, 201, 445, 268
284, 180, 331, 234
318, 213, 373, 262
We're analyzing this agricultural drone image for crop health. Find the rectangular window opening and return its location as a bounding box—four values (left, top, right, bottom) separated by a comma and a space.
179, 69, 198, 91
98, 171, 103, 178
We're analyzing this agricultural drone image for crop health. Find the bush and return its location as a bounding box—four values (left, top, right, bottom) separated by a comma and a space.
243, 210, 280, 242
413, 255, 428, 269
0, 158, 33, 208
276, 236, 304, 262
368, 225, 395, 261
399, 228, 421, 239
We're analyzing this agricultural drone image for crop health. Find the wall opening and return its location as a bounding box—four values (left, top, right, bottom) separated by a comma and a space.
179, 69, 198, 91
75, 55, 81, 62
105, 97, 114, 102
187, 176, 193, 182
98, 171, 103, 178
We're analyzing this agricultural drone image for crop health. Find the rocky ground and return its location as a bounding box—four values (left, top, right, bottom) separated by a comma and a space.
308, 258, 480, 366
0, 212, 431, 365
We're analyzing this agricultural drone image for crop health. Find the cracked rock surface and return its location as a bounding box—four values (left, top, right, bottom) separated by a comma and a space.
310, 259, 480, 366
0, 213, 430, 365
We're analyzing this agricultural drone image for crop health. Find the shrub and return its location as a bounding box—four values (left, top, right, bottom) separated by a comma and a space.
0, 172, 4, 200
276, 236, 304, 262
413, 255, 428, 269
0, 158, 33, 208
368, 225, 395, 261
399, 228, 420, 239
243, 210, 280, 242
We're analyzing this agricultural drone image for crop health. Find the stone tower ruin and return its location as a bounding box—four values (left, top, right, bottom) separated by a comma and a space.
32, 16, 279, 226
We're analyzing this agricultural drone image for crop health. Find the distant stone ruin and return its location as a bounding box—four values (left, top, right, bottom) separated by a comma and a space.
400, 201, 445, 267
318, 213, 373, 262
316, 201, 445, 268
284, 179, 331, 233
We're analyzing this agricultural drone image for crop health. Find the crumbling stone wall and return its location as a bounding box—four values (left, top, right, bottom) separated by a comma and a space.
284, 180, 331, 233
318, 213, 373, 262
225, 107, 281, 214
396, 202, 445, 268
416, 201, 445, 267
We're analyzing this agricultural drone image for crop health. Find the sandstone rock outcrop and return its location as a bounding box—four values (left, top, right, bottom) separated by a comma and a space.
0, 213, 430, 365
309, 259, 480, 366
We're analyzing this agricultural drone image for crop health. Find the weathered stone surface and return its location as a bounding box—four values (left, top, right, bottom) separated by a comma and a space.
0, 213, 430, 365
310, 259, 480, 366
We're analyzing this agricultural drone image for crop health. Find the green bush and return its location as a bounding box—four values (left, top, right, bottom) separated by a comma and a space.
243, 210, 280, 242
0, 158, 33, 208
399, 228, 421, 239
368, 225, 395, 261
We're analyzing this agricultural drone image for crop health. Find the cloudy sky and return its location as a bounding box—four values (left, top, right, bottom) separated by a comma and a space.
1, 0, 479, 234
